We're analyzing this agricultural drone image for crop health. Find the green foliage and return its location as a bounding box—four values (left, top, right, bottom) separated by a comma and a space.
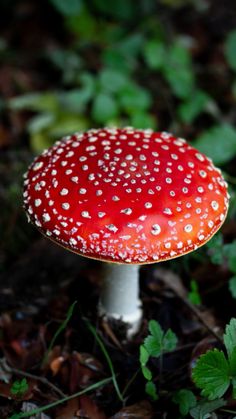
192, 318, 236, 400
172, 389, 197, 416
192, 349, 230, 399
225, 29, 236, 71
188, 280, 202, 306
139, 320, 178, 400
49, 0, 83, 16
10, 378, 29, 397
178, 90, 211, 124
194, 124, 236, 165
189, 398, 227, 419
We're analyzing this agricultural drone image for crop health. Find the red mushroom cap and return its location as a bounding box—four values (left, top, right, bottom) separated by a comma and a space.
23, 128, 229, 264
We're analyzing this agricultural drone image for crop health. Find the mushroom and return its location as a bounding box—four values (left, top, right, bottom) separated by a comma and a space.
23, 128, 229, 337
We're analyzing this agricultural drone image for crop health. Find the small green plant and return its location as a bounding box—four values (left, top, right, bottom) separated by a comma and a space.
10, 378, 29, 398
192, 318, 236, 400
139, 319, 178, 400
172, 389, 197, 416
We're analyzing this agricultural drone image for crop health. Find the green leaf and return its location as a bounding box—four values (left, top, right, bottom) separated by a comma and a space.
139, 345, 152, 380
143, 40, 165, 70
194, 124, 236, 165
92, 93, 119, 123
49, 0, 83, 16
131, 111, 157, 129
172, 389, 197, 416
164, 41, 194, 99
178, 90, 211, 124
188, 280, 202, 306
189, 398, 227, 419
162, 329, 178, 352
229, 347, 236, 377
9, 92, 58, 113
99, 69, 128, 93
224, 318, 236, 359
27, 113, 55, 134
229, 276, 236, 299
145, 381, 158, 400
225, 30, 236, 71
144, 320, 177, 357
192, 349, 230, 399
119, 85, 152, 114
11, 378, 29, 397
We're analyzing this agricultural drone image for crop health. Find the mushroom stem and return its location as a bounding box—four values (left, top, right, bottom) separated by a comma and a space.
99, 263, 142, 337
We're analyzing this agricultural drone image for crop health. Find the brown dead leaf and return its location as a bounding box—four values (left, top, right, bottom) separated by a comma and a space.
110, 401, 153, 419
55, 395, 107, 419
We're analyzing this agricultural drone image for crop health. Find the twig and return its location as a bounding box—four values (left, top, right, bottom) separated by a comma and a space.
0, 360, 66, 398
154, 267, 223, 344
177, 295, 223, 344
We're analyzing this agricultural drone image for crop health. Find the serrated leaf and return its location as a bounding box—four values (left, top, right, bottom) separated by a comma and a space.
149, 319, 163, 341
162, 329, 178, 352
192, 349, 230, 399
141, 365, 152, 381
140, 344, 149, 366
172, 389, 197, 416
230, 347, 236, 378
190, 398, 226, 419
145, 381, 158, 400
144, 335, 161, 358
194, 124, 236, 165
224, 318, 236, 359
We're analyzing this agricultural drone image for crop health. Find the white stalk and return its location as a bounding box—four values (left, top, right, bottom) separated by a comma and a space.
99, 263, 142, 337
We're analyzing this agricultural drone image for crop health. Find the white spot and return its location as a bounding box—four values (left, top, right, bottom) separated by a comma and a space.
79, 188, 87, 194
163, 208, 172, 215
145, 202, 152, 209
211, 201, 219, 211
69, 238, 77, 246
184, 224, 193, 233
71, 176, 79, 183
106, 224, 118, 233
98, 212, 106, 218
33, 161, 44, 171
196, 153, 204, 162
151, 224, 161, 235
62, 203, 70, 210
121, 208, 132, 215
81, 211, 91, 218
60, 188, 69, 196
42, 213, 50, 222
35, 199, 42, 207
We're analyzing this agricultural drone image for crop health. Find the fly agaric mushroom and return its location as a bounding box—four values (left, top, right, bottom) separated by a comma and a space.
23, 128, 229, 336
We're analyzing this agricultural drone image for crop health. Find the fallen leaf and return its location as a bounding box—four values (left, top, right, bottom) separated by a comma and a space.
110, 401, 153, 418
